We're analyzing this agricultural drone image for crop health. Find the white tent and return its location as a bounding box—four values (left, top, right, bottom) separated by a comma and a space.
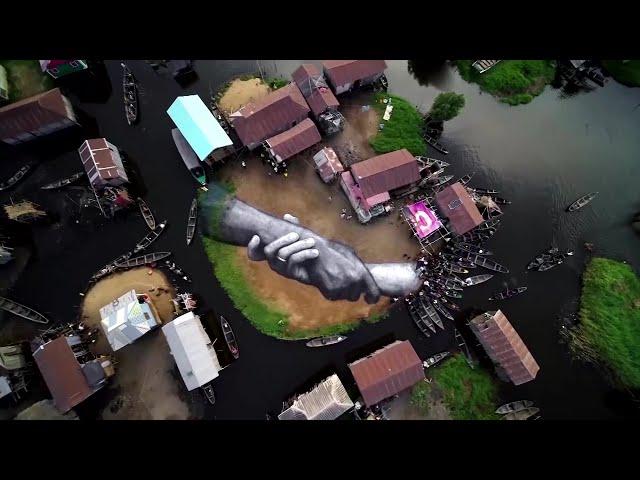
99, 290, 160, 351
161, 312, 221, 391
278, 374, 354, 421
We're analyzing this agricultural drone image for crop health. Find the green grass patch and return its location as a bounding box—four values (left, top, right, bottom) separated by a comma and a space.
455, 60, 556, 106
201, 235, 366, 339
266, 77, 289, 90
0, 60, 54, 102
571, 257, 640, 389
602, 60, 640, 87
369, 92, 427, 156
409, 379, 431, 415
429, 354, 499, 420
365, 310, 389, 324
202, 237, 291, 338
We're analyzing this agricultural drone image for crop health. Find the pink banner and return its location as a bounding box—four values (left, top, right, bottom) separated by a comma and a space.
406, 201, 441, 238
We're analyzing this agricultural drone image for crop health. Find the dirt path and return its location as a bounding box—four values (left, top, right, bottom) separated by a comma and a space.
218, 78, 271, 114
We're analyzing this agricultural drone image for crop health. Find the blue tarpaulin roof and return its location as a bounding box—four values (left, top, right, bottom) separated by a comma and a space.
167, 95, 233, 161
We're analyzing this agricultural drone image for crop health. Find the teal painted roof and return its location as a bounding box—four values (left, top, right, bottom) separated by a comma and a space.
167, 95, 233, 161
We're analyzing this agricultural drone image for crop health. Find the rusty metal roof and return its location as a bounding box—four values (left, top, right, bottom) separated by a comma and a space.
265, 118, 321, 162
469, 310, 540, 385
229, 83, 310, 146
292, 64, 340, 116
435, 182, 484, 235
350, 149, 420, 198
78, 138, 128, 185
0, 88, 75, 143
323, 60, 387, 88
348, 340, 425, 407
32, 336, 93, 413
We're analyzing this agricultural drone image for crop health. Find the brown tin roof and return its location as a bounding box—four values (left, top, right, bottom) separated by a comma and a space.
265, 118, 321, 162
292, 64, 340, 116
32, 336, 93, 413
435, 182, 484, 235
229, 83, 310, 146
78, 138, 128, 185
0, 88, 74, 142
469, 310, 540, 385
350, 149, 420, 198
323, 60, 387, 87
348, 340, 425, 407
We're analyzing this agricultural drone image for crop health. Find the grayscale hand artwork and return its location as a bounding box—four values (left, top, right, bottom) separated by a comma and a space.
200, 184, 423, 303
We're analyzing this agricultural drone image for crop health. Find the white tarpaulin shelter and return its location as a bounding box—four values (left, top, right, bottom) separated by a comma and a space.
161, 312, 221, 391
99, 290, 160, 351
278, 373, 354, 420
167, 95, 233, 161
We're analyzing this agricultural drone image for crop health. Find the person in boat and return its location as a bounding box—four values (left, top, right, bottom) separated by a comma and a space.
199, 182, 424, 303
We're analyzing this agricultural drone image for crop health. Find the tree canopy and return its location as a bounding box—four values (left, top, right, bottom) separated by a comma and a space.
429, 92, 465, 122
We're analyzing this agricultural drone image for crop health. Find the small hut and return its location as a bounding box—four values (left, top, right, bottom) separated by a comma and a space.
348, 340, 424, 407
312, 147, 344, 183
278, 374, 354, 421
323, 60, 387, 95
0, 88, 78, 145
99, 290, 162, 352
263, 118, 321, 165
167, 95, 234, 162
39, 60, 88, 79
469, 310, 540, 385
78, 138, 129, 190
161, 312, 222, 392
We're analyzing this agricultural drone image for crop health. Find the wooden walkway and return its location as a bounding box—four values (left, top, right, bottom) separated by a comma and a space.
472, 60, 501, 74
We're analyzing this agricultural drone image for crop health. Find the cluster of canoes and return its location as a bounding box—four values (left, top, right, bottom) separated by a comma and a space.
527, 246, 574, 272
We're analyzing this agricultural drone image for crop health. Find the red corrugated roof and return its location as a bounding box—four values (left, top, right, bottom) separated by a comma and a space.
435, 182, 485, 235
323, 60, 387, 88
292, 64, 340, 116
0, 88, 75, 142
469, 310, 540, 385
350, 149, 420, 198
349, 340, 425, 407
292, 64, 321, 85
266, 118, 321, 162
229, 83, 310, 146
32, 337, 93, 413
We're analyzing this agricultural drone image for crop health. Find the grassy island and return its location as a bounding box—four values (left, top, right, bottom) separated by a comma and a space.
602, 60, 640, 87
569, 257, 640, 389
370, 92, 427, 156
199, 181, 371, 339
202, 237, 365, 339
455, 60, 556, 106
410, 354, 499, 420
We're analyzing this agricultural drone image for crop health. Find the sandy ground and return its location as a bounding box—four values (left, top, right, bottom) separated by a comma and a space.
218, 78, 272, 114
386, 383, 452, 420
80, 267, 194, 420
217, 94, 420, 332
324, 93, 379, 167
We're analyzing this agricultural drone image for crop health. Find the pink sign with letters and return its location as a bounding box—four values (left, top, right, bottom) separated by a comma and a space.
406, 201, 441, 238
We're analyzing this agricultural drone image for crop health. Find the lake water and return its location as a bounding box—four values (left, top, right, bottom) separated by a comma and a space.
2, 60, 639, 419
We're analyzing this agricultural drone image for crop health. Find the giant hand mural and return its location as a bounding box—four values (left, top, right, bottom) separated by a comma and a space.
200, 183, 423, 303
